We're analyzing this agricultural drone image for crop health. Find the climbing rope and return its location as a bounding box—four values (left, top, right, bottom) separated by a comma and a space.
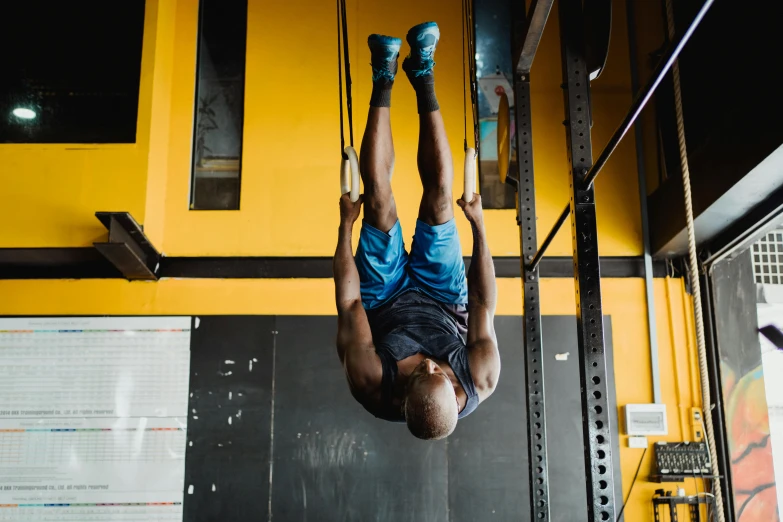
664, 1, 725, 519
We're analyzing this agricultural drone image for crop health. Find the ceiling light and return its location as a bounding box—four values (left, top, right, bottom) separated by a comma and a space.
12, 108, 36, 120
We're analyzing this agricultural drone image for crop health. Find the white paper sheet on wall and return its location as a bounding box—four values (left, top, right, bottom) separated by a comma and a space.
0, 316, 191, 521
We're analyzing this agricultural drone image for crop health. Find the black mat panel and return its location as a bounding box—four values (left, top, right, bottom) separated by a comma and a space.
184, 316, 275, 522
447, 315, 529, 522
272, 316, 449, 522
543, 317, 623, 521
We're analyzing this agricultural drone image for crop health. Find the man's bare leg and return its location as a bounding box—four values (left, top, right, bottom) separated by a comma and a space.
361, 34, 402, 233
360, 107, 397, 232
416, 110, 454, 226
401, 22, 452, 226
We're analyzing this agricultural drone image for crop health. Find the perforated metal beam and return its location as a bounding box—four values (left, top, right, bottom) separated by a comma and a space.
558, 0, 616, 520
510, 73, 550, 521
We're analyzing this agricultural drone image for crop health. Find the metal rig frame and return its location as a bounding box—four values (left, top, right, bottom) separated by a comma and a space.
507, 0, 714, 519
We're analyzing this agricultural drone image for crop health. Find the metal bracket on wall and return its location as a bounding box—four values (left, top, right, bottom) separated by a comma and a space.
94, 212, 160, 280
509, 73, 551, 522
559, 0, 616, 520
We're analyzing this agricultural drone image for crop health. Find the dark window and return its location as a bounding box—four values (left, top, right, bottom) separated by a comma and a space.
474, 0, 516, 209
190, 0, 248, 211
0, 1, 145, 143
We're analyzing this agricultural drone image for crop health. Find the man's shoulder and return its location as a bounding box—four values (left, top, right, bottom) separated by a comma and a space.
467, 337, 500, 403
348, 379, 405, 422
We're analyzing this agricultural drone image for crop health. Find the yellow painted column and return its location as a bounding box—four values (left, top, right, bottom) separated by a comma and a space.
140, 0, 179, 248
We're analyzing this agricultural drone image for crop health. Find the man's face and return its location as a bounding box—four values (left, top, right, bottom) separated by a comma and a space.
408, 358, 459, 410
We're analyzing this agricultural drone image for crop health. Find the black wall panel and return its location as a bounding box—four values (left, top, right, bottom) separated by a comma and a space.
272, 316, 448, 522
184, 316, 275, 522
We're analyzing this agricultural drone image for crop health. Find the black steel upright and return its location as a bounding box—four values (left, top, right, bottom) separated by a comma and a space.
511, 73, 550, 521
558, 0, 616, 520
510, 0, 551, 518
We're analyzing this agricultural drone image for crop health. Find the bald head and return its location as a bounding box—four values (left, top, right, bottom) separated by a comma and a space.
404, 361, 459, 440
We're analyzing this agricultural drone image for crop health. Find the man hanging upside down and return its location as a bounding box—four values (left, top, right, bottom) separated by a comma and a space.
334, 22, 500, 440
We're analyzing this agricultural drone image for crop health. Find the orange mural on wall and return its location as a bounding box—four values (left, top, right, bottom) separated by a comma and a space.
721, 362, 779, 521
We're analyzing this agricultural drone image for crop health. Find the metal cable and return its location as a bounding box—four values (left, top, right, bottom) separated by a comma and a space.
463, 0, 479, 154
336, 0, 345, 156
664, 1, 725, 520
340, 0, 354, 148
461, 0, 468, 151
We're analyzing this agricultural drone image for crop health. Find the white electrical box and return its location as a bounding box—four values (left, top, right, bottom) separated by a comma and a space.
624, 404, 668, 435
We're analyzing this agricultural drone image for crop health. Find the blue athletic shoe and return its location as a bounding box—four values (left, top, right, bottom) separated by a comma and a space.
403, 21, 440, 78
368, 34, 402, 83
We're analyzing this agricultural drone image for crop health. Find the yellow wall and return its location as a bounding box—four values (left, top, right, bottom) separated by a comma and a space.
630, 0, 667, 196
0, 0, 705, 519
0, 0, 643, 257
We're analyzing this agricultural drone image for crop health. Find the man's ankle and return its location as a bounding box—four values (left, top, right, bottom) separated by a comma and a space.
413, 76, 439, 114
370, 80, 394, 108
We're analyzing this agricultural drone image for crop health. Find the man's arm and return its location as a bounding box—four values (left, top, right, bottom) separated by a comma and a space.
334, 195, 382, 407
458, 196, 500, 402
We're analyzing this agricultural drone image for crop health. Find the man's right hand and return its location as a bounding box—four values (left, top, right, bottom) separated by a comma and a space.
340, 193, 364, 227
457, 195, 484, 227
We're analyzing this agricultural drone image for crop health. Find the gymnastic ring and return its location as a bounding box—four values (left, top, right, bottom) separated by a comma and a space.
340, 146, 361, 202
464, 147, 476, 203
